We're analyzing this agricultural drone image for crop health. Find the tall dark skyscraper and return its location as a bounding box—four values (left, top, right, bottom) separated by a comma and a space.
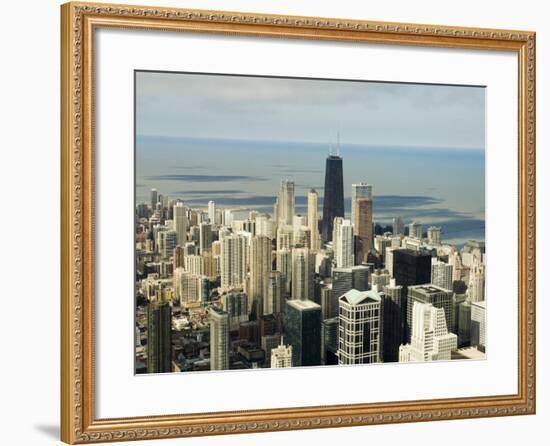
321, 154, 344, 243
392, 249, 432, 287
284, 299, 321, 367
147, 301, 172, 373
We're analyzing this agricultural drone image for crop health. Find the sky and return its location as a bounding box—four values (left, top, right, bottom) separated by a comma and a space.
136, 71, 485, 150
135, 70, 486, 245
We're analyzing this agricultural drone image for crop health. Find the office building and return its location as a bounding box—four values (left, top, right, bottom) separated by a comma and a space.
220, 234, 247, 289
406, 284, 455, 341
284, 299, 321, 366
399, 302, 457, 362
210, 308, 230, 370
157, 230, 178, 259
147, 300, 172, 373
321, 317, 339, 365
331, 266, 370, 319
408, 221, 423, 239
431, 259, 453, 291
468, 261, 486, 303
393, 249, 432, 287
471, 300, 486, 348
173, 202, 188, 246
249, 235, 272, 315
338, 289, 382, 364
307, 189, 320, 251
221, 291, 249, 331
277, 179, 295, 225
393, 216, 404, 236
208, 200, 216, 224
199, 222, 213, 253
427, 226, 441, 245
333, 218, 354, 268
276, 248, 292, 295
150, 188, 158, 211
291, 248, 315, 300
265, 270, 283, 315
353, 192, 373, 263
382, 279, 406, 362
321, 153, 344, 243
271, 341, 293, 368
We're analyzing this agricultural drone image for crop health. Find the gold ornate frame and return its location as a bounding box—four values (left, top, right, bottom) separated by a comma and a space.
60, 2, 536, 444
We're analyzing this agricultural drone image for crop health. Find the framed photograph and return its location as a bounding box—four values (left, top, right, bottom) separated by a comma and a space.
60, 2, 536, 444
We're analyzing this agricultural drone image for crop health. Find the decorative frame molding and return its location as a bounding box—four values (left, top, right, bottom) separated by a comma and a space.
60, 2, 536, 444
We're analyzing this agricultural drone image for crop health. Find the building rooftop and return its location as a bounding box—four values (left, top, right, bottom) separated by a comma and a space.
340, 289, 381, 305
409, 284, 450, 294
287, 299, 321, 311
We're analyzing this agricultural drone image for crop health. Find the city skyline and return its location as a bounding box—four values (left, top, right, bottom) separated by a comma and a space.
135, 71, 486, 375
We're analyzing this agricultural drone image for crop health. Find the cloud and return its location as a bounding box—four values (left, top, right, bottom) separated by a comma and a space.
174, 189, 246, 195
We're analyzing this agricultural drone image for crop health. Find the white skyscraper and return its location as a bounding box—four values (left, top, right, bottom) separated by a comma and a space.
333, 218, 354, 268
220, 234, 247, 289
338, 289, 382, 364
291, 248, 315, 300
210, 308, 230, 371
408, 221, 423, 239
468, 261, 485, 302
431, 259, 453, 291
277, 179, 295, 225
173, 202, 188, 246
427, 226, 442, 245
173, 267, 207, 307
307, 189, 320, 251
276, 224, 294, 251
208, 200, 216, 224
470, 300, 486, 348
399, 302, 457, 362
271, 340, 292, 368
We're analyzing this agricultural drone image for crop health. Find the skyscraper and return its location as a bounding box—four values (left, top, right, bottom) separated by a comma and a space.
354, 198, 373, 263
393, 249, 432, 287
393, 216, 404, 236
150, 188, 158, 211
147, 300, 172, 373
431, 259, 453, 291
406, 284, 455, 342
382, 279, 406, 362
399, 302, 457, 362
408, 221, 423, 239
250, 235, 272, 315
271, 341, 293, 368
284, 299, 321, 367
351, 182, 372, 223
208, 200, 216, 224
468, 261, 485, 302
277, 179, 295, 225
333, 218, 354, 268
157, 229, 178, 259
321, 154, 344, 243
199, 222, 213, 253
220, 234, 247, 289
276, 248, 292, 295
265, 270, 283, 315
210, 308, 230, 370
307, 189, 320, 251
338, 289, 382, 364
331, 265, 370, 319
173, 202, 188, 246
291, 248, 315, 300
470, 300, 486, 348
427, 226, 441, 245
